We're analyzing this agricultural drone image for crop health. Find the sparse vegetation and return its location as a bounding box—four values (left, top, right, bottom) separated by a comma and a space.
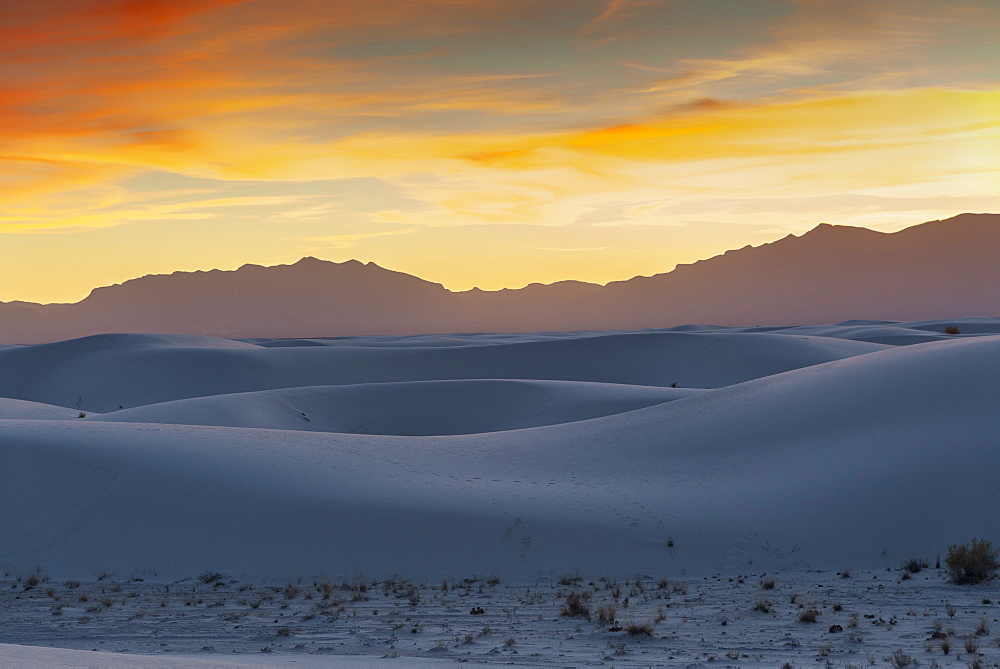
560, 591, 591, 619
943, 325, 962, 335
888, 648, 914, 667
798, 609, 819, 623
945, 539, 999, 584
760, 577, 775, 590
624, 620, 653, 636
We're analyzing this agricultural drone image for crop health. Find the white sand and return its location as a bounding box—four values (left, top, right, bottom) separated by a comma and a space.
1, 317, 997, 665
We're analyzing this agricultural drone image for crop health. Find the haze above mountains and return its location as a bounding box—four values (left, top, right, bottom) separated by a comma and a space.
3, 213, 997, 344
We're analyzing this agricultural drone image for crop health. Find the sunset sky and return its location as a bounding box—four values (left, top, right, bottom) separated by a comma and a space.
2, 0, 999, 303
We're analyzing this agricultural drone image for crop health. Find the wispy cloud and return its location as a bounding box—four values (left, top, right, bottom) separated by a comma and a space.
1, 0, 998, 302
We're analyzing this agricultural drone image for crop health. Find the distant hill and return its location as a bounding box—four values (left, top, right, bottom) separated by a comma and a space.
2, 213, 997, 343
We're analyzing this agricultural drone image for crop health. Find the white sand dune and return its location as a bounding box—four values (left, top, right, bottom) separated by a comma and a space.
0, 330, 886, 412
90, 380, 702, 435
1, 334, 995, 582
767, 324, 952, 345
0, 398, 85, 420
901, 316, 1000, 334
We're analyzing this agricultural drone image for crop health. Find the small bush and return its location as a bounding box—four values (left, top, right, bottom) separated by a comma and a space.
560, 591, 591, 619
902, 557, 927, 574
597, 604, 616, 624
888, 649, 914, 667
625, 621, 653, 636
943, 325, 961, 335
760, 578, 775, 590
799, 609, 819, 623
198, 572, 224, 585
945, 539, 999, 584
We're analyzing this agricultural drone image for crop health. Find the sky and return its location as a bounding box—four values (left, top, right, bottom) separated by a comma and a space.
2, 0, 999, 303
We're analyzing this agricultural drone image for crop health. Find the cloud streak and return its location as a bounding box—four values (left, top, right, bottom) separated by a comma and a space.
1, 0, 998, 302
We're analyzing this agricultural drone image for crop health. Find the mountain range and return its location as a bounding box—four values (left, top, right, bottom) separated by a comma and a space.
2, 213, 997, 343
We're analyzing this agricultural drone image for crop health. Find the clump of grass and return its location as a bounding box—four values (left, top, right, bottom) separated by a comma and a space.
945, 539, 999, 584
597, 604, 616, 624
276, 626, 292, 637
943, 325, 961, 335
624, 621, 653, 636
798, 609, 819, 623
888, 649, 914, 667
752, 599, 771, 613
198, 572, 224, 585
561, 591, 591, 619
902, 557, 928, 574
974, 618, 989, 636
760, 578, 775, 590
963, 636, 979, 654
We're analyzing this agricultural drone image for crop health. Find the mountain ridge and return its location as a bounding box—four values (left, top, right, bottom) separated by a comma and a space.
2, 213, 997, 343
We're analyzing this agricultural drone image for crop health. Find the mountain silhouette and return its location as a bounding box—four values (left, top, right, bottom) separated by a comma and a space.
2, 213, 996, 343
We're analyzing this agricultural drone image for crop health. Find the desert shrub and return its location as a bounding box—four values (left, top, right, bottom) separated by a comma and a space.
625, 621, 653, 636
597, 604, 616, 624
945, 539, 999, 584
752, 599, 771, 613
560, 591, 591, 619
798, 609, 819, 623
943, 325, 961, 335
760, 578, 775, 590
198, 572, 224, 585
902, 557, 927, 574
888, 649, 914, 667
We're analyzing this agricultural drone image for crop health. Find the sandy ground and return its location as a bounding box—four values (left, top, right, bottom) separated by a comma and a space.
2, 318, 997, 666
2, 568, 998, 667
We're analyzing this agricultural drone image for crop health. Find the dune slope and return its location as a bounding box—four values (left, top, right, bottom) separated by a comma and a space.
1, 336, 995, 581
0, 330, 885, 411
90, 380, 702, 435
